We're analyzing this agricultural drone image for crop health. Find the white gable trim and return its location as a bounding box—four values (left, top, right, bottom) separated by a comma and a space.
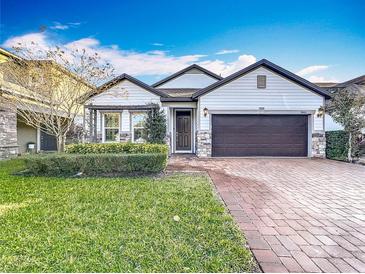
88, 79, 161, 106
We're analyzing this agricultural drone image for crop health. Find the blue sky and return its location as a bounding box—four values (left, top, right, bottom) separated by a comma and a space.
1, 0, 364, 84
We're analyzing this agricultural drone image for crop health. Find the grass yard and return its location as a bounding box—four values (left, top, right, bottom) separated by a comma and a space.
0, 159, 255, 272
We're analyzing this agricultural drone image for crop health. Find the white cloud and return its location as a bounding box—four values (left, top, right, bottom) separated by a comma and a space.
307, 75, 338, 83
68, 22, 82, 27
50, 22, 69, 30
296, 65, 339, 83
49, 21, 83, 30
2, 32, 257, 78
152, 42, 164, 46
296, 65, 329, 77
65, 37, 100, 49
200, 54, 256, 76
2, 32, 49, 50
215, 49, 240, 55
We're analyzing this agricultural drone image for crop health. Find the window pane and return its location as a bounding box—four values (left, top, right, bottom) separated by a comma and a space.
133, 128, 145, 143
132, 113, 146, 128
132, 112, 146, 143
257, 75, 267, 88
105, 113, 119, 127
105, 129, 119, 142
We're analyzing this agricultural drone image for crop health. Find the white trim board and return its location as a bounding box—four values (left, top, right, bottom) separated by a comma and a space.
173, 108, 194, 154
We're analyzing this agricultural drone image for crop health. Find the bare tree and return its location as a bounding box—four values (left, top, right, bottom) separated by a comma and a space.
324, 84, 365, 162
0, 44, 113, 152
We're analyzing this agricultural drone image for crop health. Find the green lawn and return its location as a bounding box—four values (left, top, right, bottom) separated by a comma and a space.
0, 159, 255, 272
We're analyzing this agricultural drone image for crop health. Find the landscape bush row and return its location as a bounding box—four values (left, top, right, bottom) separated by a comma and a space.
24, 153, 167, 177
65, 143, 168, 154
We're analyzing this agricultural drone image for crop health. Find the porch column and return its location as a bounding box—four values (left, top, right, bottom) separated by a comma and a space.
120, 110, 131, 142
93, 109, 97, 142
165, 107, 172, 154
87, 107, 94, 142
0, 103, 18, 159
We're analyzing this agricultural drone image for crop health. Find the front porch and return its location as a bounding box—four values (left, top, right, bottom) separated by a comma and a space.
83, 104, 157, 144
83, 102, 200, 156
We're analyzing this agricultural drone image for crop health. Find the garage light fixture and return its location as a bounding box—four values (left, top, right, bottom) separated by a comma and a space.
203, 107, 208, 117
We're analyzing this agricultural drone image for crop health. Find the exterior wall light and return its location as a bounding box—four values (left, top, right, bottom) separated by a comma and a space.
203, 107, 208, 117
316, 107, 324, 117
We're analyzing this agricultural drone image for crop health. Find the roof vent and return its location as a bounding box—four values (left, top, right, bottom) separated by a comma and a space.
257, 75, 267, 89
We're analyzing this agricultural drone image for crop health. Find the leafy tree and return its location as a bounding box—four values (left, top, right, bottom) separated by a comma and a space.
324, 85, 365, 162
143, 104, 167, 144
0, 44, 113, 152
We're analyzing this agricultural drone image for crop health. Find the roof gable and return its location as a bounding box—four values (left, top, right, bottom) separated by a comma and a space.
152, 64, 222, 88
192, 59, 331, 99
86, 73, 168, 100
335, 74, 365, 88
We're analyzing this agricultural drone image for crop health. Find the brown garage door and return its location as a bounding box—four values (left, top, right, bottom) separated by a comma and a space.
212, 114, 308, 157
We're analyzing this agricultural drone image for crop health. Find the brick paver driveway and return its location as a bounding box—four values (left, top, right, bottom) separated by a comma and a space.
168, 156, 365, 273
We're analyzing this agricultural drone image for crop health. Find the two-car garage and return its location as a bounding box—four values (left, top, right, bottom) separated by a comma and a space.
193, 59, 330, 158
211, 114, 309, 157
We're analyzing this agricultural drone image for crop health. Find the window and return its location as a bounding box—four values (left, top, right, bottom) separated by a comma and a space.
104, 113, 120, 142
131, 112, 146, 143
257, 75, 267, 89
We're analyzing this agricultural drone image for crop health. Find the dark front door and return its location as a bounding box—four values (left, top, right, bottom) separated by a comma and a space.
212, 114, 308, 157
176, 111, 191, 151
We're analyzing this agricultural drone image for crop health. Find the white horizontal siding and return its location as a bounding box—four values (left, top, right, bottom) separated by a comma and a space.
88, 79, 160, 106
313, 115, 324, 131
121, 110, 130, 131
158, 70, 218, 88
199, 66, 325, 131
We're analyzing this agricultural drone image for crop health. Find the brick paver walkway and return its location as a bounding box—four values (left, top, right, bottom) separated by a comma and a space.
168, 156, 365, 273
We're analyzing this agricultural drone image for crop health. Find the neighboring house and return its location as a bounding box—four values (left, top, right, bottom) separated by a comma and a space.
84, 59, 331, 158
0, 48, 45, 158
316, 75, 365, 132
329, 75, 365, 90
0, 48, 90, 159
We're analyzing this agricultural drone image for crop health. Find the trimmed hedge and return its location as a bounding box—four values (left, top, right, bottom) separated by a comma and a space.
24, 153, 167, 177
326, 131, 349, 161
65, 143, 168, 155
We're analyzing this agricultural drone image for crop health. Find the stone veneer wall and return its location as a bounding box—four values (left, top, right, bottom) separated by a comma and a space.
196, 130, 326, 158
196, 130, 212, 157
0, 106, 18, 159
312, 132, 326, 158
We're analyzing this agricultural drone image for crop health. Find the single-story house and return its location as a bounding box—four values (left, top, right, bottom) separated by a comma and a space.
84, 59, 331, 158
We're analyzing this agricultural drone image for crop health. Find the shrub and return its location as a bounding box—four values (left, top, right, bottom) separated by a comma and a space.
143, 105, 167, 144
24, 153, 168, 177
326, 131, 348, 161
65, 143, 168, 154
326, 130, 360, 161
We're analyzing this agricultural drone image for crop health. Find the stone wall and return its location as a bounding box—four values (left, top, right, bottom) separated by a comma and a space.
312, 132, 326, 158
195, 130, 326, 158
0, 105, 18, 159
196, 130, 211, 157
